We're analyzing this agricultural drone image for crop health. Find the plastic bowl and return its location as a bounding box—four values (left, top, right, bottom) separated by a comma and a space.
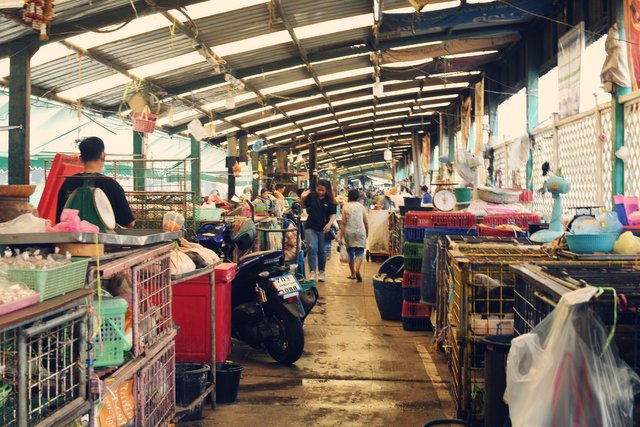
565, 233, 618, 254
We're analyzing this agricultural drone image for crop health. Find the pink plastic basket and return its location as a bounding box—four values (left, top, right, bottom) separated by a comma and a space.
0, 292, 40, 316
132, 110, 157, 133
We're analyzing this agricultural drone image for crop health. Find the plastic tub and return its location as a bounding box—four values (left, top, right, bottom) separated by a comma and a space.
372, 275, 403, 321
176, 363, 210, 421
565, 233, 618, 254
216, 362, 243, 403
454, 187, 472, 203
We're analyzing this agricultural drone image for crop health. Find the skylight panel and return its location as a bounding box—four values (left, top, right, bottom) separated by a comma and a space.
212, 31, 291, 57
129, 52, 205, 78
201, 92, 257, 110
242, 113, 284, 128
332, 95, 375, 106
303, 120, 339, 130
319, 67, 373, 83
384, 1, 460, 13
326, 84, 373, 96
156, 108, 200, 126
57, 74, 131, 100
310, 52, 369, 65
283, 102, 328, 115
0, 59, 8, 78
423, 71, 481, 79
31, 42, 74, 67
298, 113, 334, 124
65, 14, 171, 50
394, 41, 443, 51
174, 0, 270, 20
227, 106, 274, 121
261, 78, 315, 95
443, 50, 498, 59
294, 13, 373, 39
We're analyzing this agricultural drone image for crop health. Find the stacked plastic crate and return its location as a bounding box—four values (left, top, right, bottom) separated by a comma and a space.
402, 212, 477, 331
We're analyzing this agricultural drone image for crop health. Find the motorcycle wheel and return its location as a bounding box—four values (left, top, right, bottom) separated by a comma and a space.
265, 303, 305, 364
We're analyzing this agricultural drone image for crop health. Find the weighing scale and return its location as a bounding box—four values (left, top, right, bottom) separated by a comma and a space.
64, 179, 116, 232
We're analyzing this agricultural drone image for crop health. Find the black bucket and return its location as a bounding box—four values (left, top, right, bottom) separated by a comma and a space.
378, 255, 404, 279
372, 275, 403, 321
216, 362, 243, 403
175, 363, 210, 421
483, 335, 514, 427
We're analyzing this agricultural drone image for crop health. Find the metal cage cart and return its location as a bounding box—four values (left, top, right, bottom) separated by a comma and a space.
446, 241, 552, 423
511, 262, 640, 424
366, 210, 392, 262
0, 289, 92, 427
389, 212, 404, 257
126, 191, 196, 233
88, 243, 176, 427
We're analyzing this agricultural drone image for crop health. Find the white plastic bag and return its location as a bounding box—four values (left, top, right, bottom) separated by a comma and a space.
506, 287, 640, 427
339, 245, 349, 264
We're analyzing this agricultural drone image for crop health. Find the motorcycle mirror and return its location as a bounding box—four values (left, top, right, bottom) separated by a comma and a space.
258, 271, 270, 278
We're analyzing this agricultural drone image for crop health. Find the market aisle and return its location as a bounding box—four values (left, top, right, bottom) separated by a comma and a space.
188, 250, 455, 426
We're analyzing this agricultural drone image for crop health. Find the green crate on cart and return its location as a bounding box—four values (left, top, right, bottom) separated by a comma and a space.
403, 242, 424, 257
93, 296, 131, 368
7, 258, 90, 302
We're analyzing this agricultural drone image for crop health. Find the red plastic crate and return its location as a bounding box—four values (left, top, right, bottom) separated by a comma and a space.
481, 214, 540, 230
402, 271, 422, 288
402, 301, 431, 317
404, 212, 476, 228
478, 226, 526, 238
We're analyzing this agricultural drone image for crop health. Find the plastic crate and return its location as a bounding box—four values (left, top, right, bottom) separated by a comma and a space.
404, 211, 476, 228
478, 226, 527, 238
402, 287, 421, 302
481, 214, 540, 230
403, 241, 424, 258
401, 301, 432, 331
404, 257, 422, 273
94, 297, 130, 368
402, 271, 422, 288
403, 226, 477, 242
7, 258, 90, 302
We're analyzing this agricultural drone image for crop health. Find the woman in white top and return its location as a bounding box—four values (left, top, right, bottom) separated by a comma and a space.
340, 189, 368, 282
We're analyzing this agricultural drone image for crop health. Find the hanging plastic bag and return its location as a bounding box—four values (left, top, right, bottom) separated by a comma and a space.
506, 287, 640, 427
339, 245, 349, 264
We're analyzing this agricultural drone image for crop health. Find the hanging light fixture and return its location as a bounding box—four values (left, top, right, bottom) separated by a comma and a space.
225, 91, 236, 110
373, 76, 384, 98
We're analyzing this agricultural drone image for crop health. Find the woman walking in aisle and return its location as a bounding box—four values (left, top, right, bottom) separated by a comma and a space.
301, 179, 337, 282
340, 189, 368, 282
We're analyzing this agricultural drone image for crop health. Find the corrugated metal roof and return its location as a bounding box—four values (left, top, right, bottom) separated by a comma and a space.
0, 0, 552, 168
284, 0, 370, 27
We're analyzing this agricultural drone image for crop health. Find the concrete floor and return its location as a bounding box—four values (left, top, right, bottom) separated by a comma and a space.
185, 251, 455, 426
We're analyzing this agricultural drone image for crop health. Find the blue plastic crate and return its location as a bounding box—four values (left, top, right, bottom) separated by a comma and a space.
403, 226, 477, 242
402, 287, 421, 302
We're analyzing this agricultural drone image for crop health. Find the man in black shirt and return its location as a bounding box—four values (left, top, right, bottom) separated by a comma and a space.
56, 137, 135, 228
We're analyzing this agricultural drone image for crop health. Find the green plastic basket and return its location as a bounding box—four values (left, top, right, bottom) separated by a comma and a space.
403, 242, 425, 258
285, 197, 299, 207
404, 257, 423, 273
8, 258, 90, 302
93, 297, 130, 368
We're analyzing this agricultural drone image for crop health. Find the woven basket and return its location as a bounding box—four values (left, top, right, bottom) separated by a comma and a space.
477, 187, 521, 204
132, 107, 157, 134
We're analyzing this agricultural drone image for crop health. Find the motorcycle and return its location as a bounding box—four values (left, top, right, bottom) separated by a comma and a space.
199, 200, 317, 364
231, 249, 318, 364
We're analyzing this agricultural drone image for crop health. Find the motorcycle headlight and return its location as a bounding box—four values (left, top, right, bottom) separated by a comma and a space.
258, 271, 270, 278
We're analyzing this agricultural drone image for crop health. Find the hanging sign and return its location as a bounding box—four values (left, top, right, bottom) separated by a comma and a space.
558, 22, 585, 118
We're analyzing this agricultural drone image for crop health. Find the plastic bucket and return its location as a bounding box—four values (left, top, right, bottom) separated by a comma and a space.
216, 362, 243, 403
176, 363, 210, 421
454, 187, 472, 203
377, 255, 404, 279
483, 335, 513, 427
372, 275, 403, 321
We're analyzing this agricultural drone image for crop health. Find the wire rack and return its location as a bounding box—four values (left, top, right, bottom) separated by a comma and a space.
136, 336, 175, 427
0, 328, 18, 427
132, 254, 172, 356
448, 246, 553, 422
126, 191, 195, 232
22, 308, 87, 425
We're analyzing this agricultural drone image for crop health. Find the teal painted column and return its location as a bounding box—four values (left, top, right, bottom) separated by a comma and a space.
525, 32, 540, 190
133, 131, 145, 191
488, 88, 499, 181
8, 44, 37, 185
447, 114, 455, 162
614, 0, 632, 197
190, 135, 201, 202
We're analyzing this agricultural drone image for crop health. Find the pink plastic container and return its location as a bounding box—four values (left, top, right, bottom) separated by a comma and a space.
0, 292, 41, 316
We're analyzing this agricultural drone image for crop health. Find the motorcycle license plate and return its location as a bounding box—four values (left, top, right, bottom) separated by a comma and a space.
272, 274, 302, 297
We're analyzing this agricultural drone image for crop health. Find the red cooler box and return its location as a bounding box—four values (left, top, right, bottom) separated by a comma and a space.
172, 263, 237, 364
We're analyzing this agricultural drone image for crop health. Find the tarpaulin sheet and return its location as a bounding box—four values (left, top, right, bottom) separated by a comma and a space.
380, 1, 553, 35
